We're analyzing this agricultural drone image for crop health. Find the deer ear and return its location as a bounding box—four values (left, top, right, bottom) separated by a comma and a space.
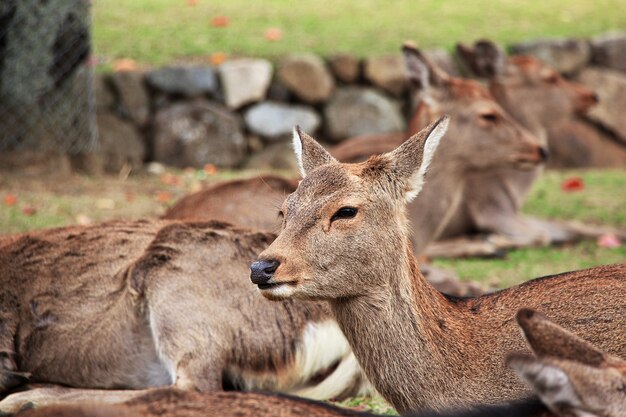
473, 39, 506, 77
516, 309, 607, 367
507, 354, 584, 415
402, 42, 449, 89
292, 126, 337, 177
386, 115, 449, 202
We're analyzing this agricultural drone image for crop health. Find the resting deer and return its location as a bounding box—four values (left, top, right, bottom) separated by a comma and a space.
456, 39, 626, 169
251, 116, 626, 412
0, 220, 369, 401
509, 308, 626, 417
9, 308, 624, 417
165, 44, 547, 259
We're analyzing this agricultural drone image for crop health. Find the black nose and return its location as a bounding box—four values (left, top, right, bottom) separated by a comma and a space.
538, 146, 549, 162
250, 259, 280, 285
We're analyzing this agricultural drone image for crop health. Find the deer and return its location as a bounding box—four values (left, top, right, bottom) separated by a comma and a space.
456, 39, 626, 170
250, 115, 626, 412
0, 219, 370, 402
7, 308, 625, 417
165, 44, 549, 260
508, 308, 626, 417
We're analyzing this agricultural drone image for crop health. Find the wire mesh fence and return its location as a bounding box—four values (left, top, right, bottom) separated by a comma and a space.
0, 0, 97, 154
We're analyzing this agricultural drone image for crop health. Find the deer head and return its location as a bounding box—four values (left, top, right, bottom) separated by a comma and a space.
456, 40, 598, 129
508, 309, 626, 417
402, 43, 547, 170
250, 117, 448, 301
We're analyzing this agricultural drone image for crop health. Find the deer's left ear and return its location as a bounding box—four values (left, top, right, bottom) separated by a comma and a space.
386, 115, 449, 202
292, 126, 337, 177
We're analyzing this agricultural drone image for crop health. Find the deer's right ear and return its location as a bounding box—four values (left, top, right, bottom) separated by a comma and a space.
516, 309, 607, 367
387, 115, 449, 202
292, 126, 337, 177
507, 353, 584, 415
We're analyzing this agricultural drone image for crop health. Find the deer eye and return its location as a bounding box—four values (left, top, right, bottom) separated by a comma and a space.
331, 207, 358, 222
479, 112, 499, 123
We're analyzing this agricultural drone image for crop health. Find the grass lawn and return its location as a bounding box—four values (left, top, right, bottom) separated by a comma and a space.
93, 0, 626, 66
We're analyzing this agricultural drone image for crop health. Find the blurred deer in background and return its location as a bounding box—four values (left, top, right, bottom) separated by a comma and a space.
456, 39, 626, 169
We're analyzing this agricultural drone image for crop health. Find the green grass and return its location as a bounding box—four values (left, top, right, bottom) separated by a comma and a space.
92, 0, 626, 65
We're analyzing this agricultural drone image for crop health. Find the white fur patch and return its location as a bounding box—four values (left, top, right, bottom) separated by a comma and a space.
226, 320, 370, 400
405, 116, 449, 202
147, 310, 177, 386
292, 127, 306, 177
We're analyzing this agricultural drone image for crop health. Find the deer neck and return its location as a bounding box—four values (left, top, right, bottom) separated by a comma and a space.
329, 242, 478, 412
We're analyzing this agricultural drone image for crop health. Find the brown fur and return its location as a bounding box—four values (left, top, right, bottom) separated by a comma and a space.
0, 219, 366, 398
163, 176, 299, 232
254, 119, 626, 412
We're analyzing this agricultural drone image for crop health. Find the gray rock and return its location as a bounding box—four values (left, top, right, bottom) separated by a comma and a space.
364, 54, 407, 96
577, 67, 626, 144
324, 87, 405, 141
145, 66, 218, 97
109, 71, 150, 126
95, 113, 145, 173
218, 58, 272, 109
277, 54, 335, 103
244, 141, 300, 172
152, 100, 246, 168
591, 32, 626, 72
511, 38, 591, 74
329, 54, 360, 83
244, 102, 320, 141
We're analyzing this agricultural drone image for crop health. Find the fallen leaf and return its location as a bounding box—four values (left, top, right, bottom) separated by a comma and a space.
156, 191, 172, 203
113, 58, 139, 72
22, 205, 37, 216
597, 233, 621, 248
76, 214, 93, 226
203, 164, 218, 175
210, 52, 227, 66
186, 0, 198, 6
264, 27, 283, 41
211, 16, 229, 27
3, 194, 17, 206
561, 176, 584, 192
160, 173, 182, 186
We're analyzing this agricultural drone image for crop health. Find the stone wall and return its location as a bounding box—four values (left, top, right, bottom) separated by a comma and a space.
89, 32, 626, 174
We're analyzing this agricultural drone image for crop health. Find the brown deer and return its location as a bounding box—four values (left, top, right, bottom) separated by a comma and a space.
8, 309, 624, 417
509, 308, 626, 417
456, 39, 626, 169
0, 220, 369, 400
165, 44, 547, 258
251, 116, 626, 412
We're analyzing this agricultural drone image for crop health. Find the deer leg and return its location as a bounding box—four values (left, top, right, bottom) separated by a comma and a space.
148, 308, 225, 392
0, 385, 152, 414
469, 206, 552, 247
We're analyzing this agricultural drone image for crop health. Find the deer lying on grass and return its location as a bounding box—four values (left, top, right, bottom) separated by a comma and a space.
8, 308, 625, 417
0, 220, 369, 401
250, 116, 626, 412
456, 39, 626, 169
165, 44, 547, 259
